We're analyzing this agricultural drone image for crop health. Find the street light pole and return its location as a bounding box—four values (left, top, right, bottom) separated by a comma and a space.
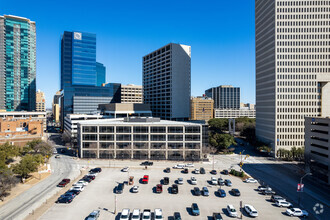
298, 172, 312, 207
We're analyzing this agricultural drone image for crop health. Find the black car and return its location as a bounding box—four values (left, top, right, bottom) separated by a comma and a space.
141, 161, 153, 166
56, 195, 72, 203
210, 170, 217, 175
163, 177, 169, 185
171, 184, 178, 194
83, 177, 92, 183
183, 168, 189, 174
213, 212, 223, 220
174, 212, 182, 220
116, 183, 124, 194
193, 187, 201, 196
68, 189, 80, 195
165, 167, 171, 173
90, 167, 102, 173
223, 169, 229, 175
200, 167, 205, 174
231, 188, 241, 196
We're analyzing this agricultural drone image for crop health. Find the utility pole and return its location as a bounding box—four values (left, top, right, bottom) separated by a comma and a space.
298, 173, 312, 206
114, 195, 117, 214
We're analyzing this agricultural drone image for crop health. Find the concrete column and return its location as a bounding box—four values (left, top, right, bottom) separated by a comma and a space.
165, 126, 168, 160
321, 82, 330, 117
114, 126, 117, 159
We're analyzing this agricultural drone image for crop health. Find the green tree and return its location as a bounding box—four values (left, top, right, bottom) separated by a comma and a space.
12, 154, 39, 180
208, 118, 228, 131
209, 133, 236, 151
0, 168, 19, 201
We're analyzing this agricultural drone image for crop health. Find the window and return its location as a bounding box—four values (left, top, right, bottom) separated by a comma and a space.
185, 135, 200, 141
116, 126, 131, 133
99, 142, 114, 149
83, 134, 97, 141
151, 134, 166, 141
99, 134, 114, 141
151, 126, 166, 133
133, 134, 149, 141
168, 143, 183, 149
168, 135, 183, 141
100, 126, 114, 133
185, 126, 200, 133
168, 127, 183, 133
116, 134, 131, 141
83, 126, 97, 133
133, 126, 148, 133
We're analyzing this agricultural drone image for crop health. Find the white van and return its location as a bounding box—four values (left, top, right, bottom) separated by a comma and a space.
244, 204, 258, 217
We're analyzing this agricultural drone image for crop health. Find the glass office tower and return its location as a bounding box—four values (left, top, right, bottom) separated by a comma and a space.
60, 31, 120, 127
96, 62, 106, 86
0, 15, 36, 111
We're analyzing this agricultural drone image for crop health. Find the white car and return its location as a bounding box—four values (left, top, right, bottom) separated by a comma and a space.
211, 177, 218, 185
122, 167, 129, 172
244, 178, 258, 183
190, 177, 197, 185
227, 204, 238, 217
72, 182, 85, 187
276, 200, 293, 208
173, 164, 185, 169
131, 185, 139, 193
120, 208, 130, 220
88, 172, 98, 176
244, 204, 258, 217
177, 178, 184, 185
154, 208, 163, 220
194, 169, 200, 174
77, 180, 88, 186
185, 163, 194, 167
70, 186, 84, 191
142, 209, 151, 220
286, 208, 308, 217
131, 209, 140, 220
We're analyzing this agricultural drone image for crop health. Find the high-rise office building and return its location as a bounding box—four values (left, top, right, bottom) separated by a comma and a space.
190, 97, 214, 121
52, 90, 61, 123
36, 90, 45, 112
121, 84, 143, 103
96, 62, 106, 86
60, 31, 120, 127
205, 85, 240, 109
255, 0, 330, 152
143, 43, 191, 120
0, 15, 36, 111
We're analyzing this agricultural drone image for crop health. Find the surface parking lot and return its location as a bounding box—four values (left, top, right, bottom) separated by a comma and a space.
40, 163, 301, 220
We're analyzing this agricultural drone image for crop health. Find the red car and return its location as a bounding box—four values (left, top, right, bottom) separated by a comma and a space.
142, 175, 149, 184
156, 184, 163, 193
57, 179, 70, 187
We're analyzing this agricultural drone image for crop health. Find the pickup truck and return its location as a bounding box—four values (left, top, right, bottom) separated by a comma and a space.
285, 208, 308, 217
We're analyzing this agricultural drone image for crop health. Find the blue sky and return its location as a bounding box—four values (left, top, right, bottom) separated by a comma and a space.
2, 0, 255, 108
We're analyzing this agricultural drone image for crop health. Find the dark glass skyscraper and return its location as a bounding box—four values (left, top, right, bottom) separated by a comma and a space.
60, 31, 120, 126
0, 15, 36, 111
205, 85, 240, 109
96, 62, 106, 86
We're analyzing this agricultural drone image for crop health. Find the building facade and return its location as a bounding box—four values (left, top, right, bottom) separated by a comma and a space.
60, 31, 121, 127
96, 62, 106, 86
143, 43, 191, 121
214, 109, 256, 118
52, 90, 61, 123
36, 90, 45, 112
255, 0, 330, 152
98, 103, 152, 118
305, 117, 330, 185
205, 85, 240, 109
0, 15, 36, 111
77, 117, 202, 160
121, 84, 143, 103
190, 97, 214, 121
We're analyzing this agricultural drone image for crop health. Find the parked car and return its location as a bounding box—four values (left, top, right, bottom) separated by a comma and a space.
244, 204, 258, 217
156, 184, 163, 193
202, 187, 209, 196
231, 188, 241, 196
191, 203, 200, 216
213, 212, 223, 220
262, 190, 276, 195
129, 176, 134, 185
70, 186, 84, 191
120, 208, 130, 220
223, 169, 229, 175
141, 161, 153, 166
85, 175, 95, 180
183, 168, 189, 174
77, 180, 88, 186
190, 176, 197, 185
244, 178, 258, 183
271, 195, 284, 202
177, 178, 184, 185
55, 155, 60, 159
86, 210, 100, 220
225, 179, 232, 186
285, 208, 308, 217
194, 168, 200, 174
56, 195, 73, 203
211, 177, 218, 185
258, 185, 272, 191
154, 208, 163, 220
185, 163, 194, 167
218, 178, 225, 186
171, 184, 178, 194
90, 167, 102, 173
61, 178, 70, 183
210, 170, 217, 175
122, 167, 129, 172
276, 200, 293, 208
83, 177, 92, 183
72, 182, 85, 187
131, 209, 140, 220
116, 183, 124, 194
227, 204, 238, 217
173, 164, 185, 169
68, 189, 80, 195
142, 175, 149, 184
174, 212, 181, 220
193, 187, 201, 196
218, 189, 226, 197
142, 209, 151, 220
131, 185, 139, 193
200, 167, 205, 174
57, 180, 69, 187
63, 191, 76, 199
165, 167, 171, 173
163, 177, 169, 185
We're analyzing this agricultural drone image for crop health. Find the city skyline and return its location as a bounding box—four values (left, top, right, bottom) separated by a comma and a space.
1, 0, 255, 108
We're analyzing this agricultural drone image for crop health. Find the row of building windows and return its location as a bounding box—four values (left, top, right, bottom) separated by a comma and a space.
277, 141, 304, 147
277, 34, 329, 40
277, 120, 304, 126
277, 80, 317, 86
277, 101, 319, 106
277, 7, 329, 13
277, 1, 329, 6
277, 107, 319, 113
143, 45, 171, 61
277, 54, 329, 59
277, 47, 329, 53
277, 20, 329, 26
83, 142, 201, 150
277, 67, 329, 73
277, 114, 318, 120
277, 87, 317, 93
83, 126, 200, 133
277, 11, 329, 19
277, 40, 329, 46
